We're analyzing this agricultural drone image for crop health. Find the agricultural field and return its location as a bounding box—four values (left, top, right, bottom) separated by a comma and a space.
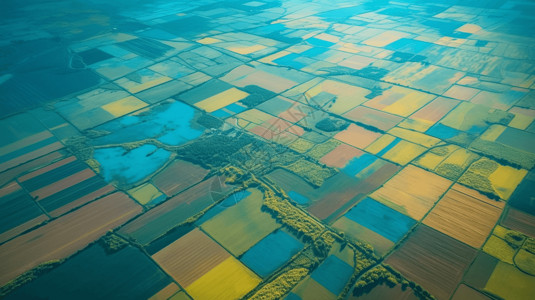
385, 225, 477, 300
1, 0, 535, 299
370, 165, 452, 220
423, 184, 504, 248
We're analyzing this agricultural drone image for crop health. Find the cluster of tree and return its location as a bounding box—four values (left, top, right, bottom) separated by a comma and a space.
283, 159, 337, 187
504, 230, 526, 248
0, 260, 64, 297
99, 232, 129, 254
352, 265, 435, 300
262, 188, 324, 242
315, 117, 349, 132
470, 138, 535, 170
177, 131, 255, 169
241, 85, 276, 108
196, 114, 223, 129
248, 268, 308, 300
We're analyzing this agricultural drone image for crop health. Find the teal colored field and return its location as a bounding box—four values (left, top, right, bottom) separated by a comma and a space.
93, 100, 204, 146
240, 230, 304, 278
93, 145, 171, 185
310, 255, 354, 295
4, 244, 171, 299
344, 197, 416, 242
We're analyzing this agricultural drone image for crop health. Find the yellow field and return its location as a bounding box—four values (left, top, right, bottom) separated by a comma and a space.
515, 249, 535, 276
306, 79, 371, 114
186, 256, 261, 300
388, 127, 441, 147
128, 183, 164, 205
227, 44, 267, 55
483, 235, 515, 264
488, 165, 527, 200
414, 145, 458, 170
168, 291, 191, 300
363, 30, 409, 47
509, 107, 535, 130
289, 138, 315, 153
480, 125, 506, 141
235, 109, 273, 125
197, 37, 221, 44
485, 261, 535, 300
101, 96, 147, 117
398, 118, 434, 132
365, 134, 396, 154
381, 140, 426, 165
119, 76, 172, 94
195, 88, 249, 112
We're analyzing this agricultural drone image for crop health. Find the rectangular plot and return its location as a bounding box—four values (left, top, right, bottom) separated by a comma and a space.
385, 225, 477, 300
201, 189, 280, 256
152, 160, 209, 197
423, 184, 503, 248
0, 192, 141, 285
152, 228, 230, 287
371, 165, 452, 220
119, 177, 234, 245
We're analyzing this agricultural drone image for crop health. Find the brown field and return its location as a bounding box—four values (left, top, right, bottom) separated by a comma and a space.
385, 225, 477, 300
0, 140, 64, 173
343, 106, 403, 131
47, 185, 115, 217
320, 144, 363, 168
334, 124, 381, 149
409, 97, 459, 123
463, 251, 499, 289
152, 228, 230, 287
119, 176, 234, 245
423, 184, 503, 248
0, 182, 49, 244
502, 208, 535, 238
349, 283, 419, 300
30, 169, 95, 200
308, 161, 400, 223
148, 283, 180, 300
371, 165, 452, 220
0, 192, 141, 285
152, 159, 209, 197
0, 150, 67, 186
451, 284, 491, 300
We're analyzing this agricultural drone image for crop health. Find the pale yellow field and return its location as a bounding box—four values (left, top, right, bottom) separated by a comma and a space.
365, 134, 396, 154
195, 88, 249, 112
128, 183, 164, 205
363, 30, 409, 47
186, 257, 261, 300
388, 127, 441, 147
480, 125, 506, 141
383, 90, 435, 117
488, 165, 527, 200
236, 109, 276, 125
381, 140, 426, 165
485, 261, 535, 300
483, 235, 515, 264
227, 44, 267, 55
118, 76, 172, 94
101, 96, 147, 117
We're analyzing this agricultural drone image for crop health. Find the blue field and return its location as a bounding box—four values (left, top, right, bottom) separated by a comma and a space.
94, 145, 170, 184
94, 101, 203, 146
241, 230, 304, 277
310, 255, 354, 295
345, 197, 416, 242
